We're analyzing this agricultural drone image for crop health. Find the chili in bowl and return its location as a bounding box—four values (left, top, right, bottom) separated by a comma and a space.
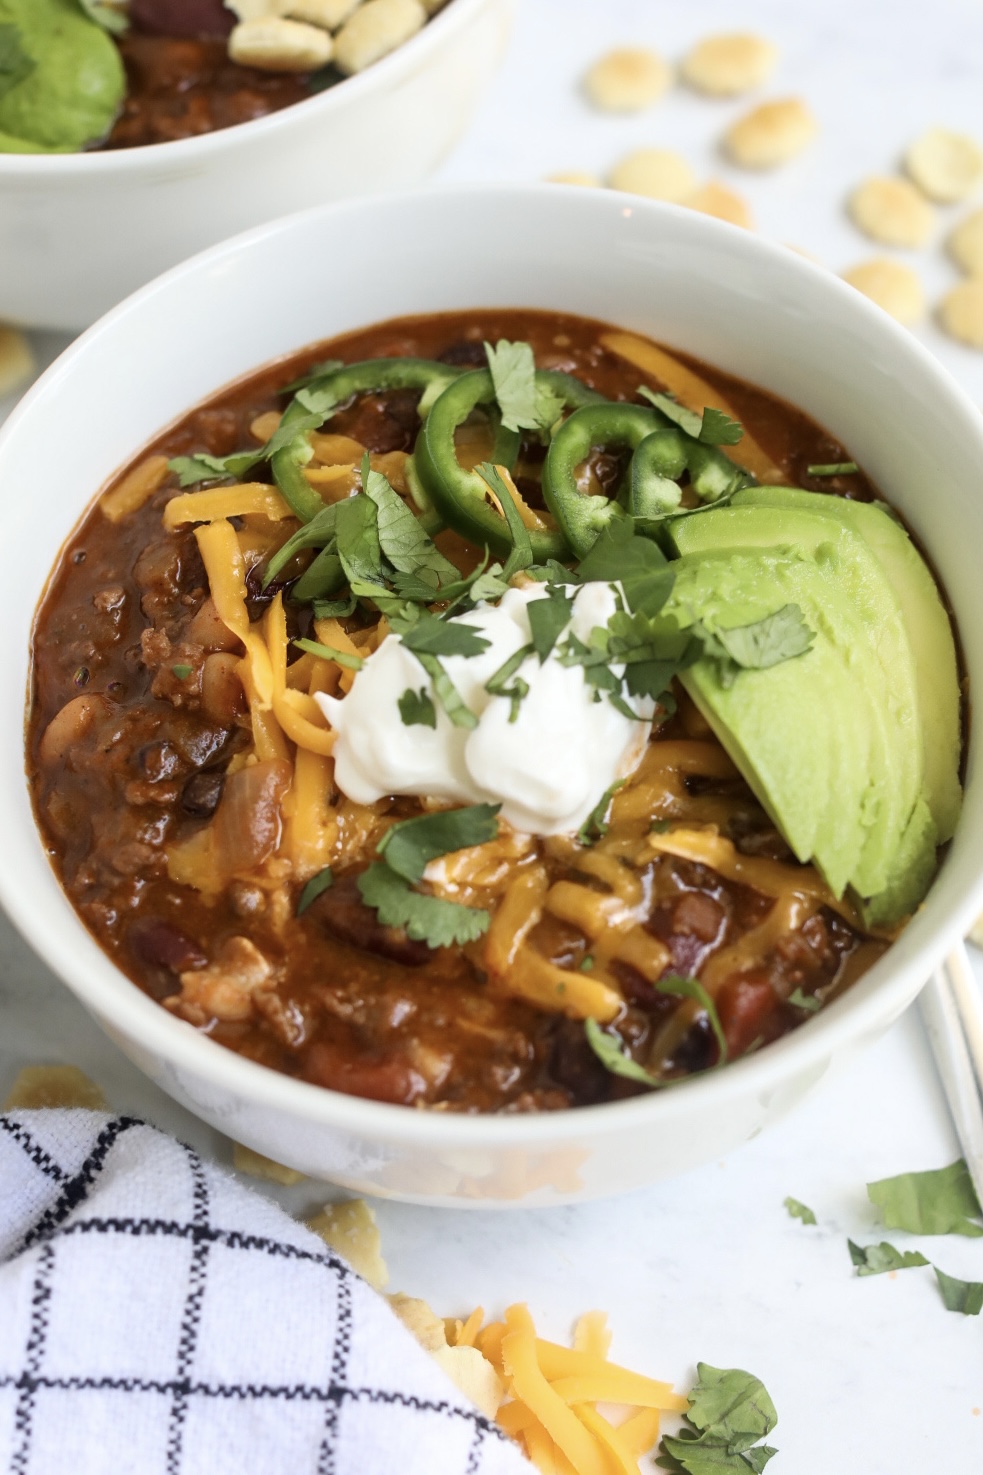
4, 187, 982, 1204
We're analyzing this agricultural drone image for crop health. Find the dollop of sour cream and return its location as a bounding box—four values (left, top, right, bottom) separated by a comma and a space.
314, 583, 655, 835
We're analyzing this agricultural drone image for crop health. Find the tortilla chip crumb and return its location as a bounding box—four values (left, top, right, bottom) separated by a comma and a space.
723, 98, 818, 169
232, 1142, 307, 1185
680, 32, 777, 96
841, 258, 925, 325
609, 148, 696, 202
847, 176, 935, 249
2, 1064, 108, 1112
583, 48, 673, 112
685, 180, 753, 229
937, 278, 983, 349
389, 1292, 449, 1351
0, 326, 34, 399
307, 1198, 389, 1288
905, 128, 983, 204
389, 1295, 504, 1417
947, 207, 983, 277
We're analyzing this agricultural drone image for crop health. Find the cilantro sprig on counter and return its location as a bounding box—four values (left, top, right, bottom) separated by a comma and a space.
355, 805, 501, 951
657, 1363, 778, 1475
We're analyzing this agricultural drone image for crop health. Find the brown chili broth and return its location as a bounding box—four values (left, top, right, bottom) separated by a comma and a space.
29, 309, 886, 1113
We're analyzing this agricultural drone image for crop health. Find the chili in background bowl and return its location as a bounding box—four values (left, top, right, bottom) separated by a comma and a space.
0, 0, 513, 332
1, 185, 980, 1206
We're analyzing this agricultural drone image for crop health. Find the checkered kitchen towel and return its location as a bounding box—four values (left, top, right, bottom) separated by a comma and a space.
0, 1111, 534, 1475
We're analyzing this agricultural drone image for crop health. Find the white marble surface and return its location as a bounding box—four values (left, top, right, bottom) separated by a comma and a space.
2, 0, 983, 1470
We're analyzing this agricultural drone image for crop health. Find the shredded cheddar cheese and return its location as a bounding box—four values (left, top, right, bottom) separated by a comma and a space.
100, 454, 171, 523
163, 483, 292, 528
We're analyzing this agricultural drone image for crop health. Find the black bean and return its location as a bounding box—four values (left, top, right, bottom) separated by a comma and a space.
181, 770, 224, 817
437, 340, 487, 367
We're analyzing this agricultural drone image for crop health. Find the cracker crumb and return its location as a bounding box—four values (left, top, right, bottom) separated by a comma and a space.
723, 98, 818, 169
609, 148, 696, 202
583, 48, 673, 112
841, 258, 924, 324
232, 1141, 307, 1185
680, 32, 777, 96
307, 1198, 389, 1288
546, 171, 602, 188
947, 207, 983, 277
228, 15, 333, 69
0, 326, 35, 399
938, 278, 983, 348
905, 128, 983, 204
848, 176, 935, 249
3, 1064, 107, 1111
684, 180, 753, 229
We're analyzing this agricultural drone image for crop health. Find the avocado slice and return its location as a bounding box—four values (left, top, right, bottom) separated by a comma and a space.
731, 486, 962, 842
0, 0, 124, 154
668, 505, 936, 921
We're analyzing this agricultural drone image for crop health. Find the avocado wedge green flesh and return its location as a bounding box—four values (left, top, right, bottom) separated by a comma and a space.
669, 506, 933, 918
732, 486, 962, 842
0, 0, 124, 153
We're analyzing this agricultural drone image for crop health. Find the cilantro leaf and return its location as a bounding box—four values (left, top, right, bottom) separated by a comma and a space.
335, 493, 385, 588
467, 562, 511, 604
356, 863, 490, 948
296, 867, 333, 915
847, 1239, 930, 1276
0, 23, 36, 101
171, 663, 193, 680
362, 457, 459, 585
577, 781, 625, 846
807, 461, 858, 476
398, 688, 437, 729
576, 518, 674, 617
658, 1363, 778, 1475
787, 987, 821, 1013
699, 407, 745, 446
584, 1019, 660, 1086
934, 1266, 983, 1315
168, 450, 264, 488
657, 975, 728, 1064
485, 644, 533, 722
377, 805, 501, 884
638, 385, 704, 438
292, 638, 363, 670
411, 650, 476, 729
708, 604, 814, 674
401, 612, 491, 660
312, 593, 358, 619
484, 339, 539, 433
526, 559, 581, 586
476, 462, 534, 579
534, 380, 567, 436
527, 587, 573, 661
263, 503, 339, 586
784, 1196, 817, 1225
866, 1160, 983, 1238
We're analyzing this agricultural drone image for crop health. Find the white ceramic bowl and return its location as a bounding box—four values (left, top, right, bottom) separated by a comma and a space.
0, 0, 513, 331
2, 186, 981, 1207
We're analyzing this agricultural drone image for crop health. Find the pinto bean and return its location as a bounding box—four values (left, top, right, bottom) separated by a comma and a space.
38, 694, 109, 768
187, 597, 242, 652
181, 770, 224, 818
306, 874, 433, 966
304, 1039, 427, 1105
211, 758, 291, 876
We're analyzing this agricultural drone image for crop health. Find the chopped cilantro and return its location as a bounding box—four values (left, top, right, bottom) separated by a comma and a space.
579, 955, 594, 972
168, 450, 264, 488
650, 819, 672, 834
412, 651, 477, 729
584, 1019, 660, 1086
485, 643, 533, 722
657, 975, 729, 1064
292, 638, 363, 671
376, 805, 500, 884
657, 1363, 778, 1475
263, 502, 339, 586
296, 867, 333, 915
576, 518, 674, 617
397, 688, 437, 729
312, 593, 358, 620
401, 613, 491, 660
356, 863, 490, 948
476, 461, 534, 578
484, 339, 539, 434
807, 462, 858, 476
576, 781, 626, 846
934, 1266, 983, 1315
527, 586, 574, 661
700, 605, 814, 679
171, 663, 193, 680
335, 492, 385, 589
866, 1159, 982, 1238
638, 385, 704, 439
787, 987, 821, 1012
362, 457, 459, 585
698, 406, 745, 446
847, 1239, 930, 1276
784, 1196, 817, 1225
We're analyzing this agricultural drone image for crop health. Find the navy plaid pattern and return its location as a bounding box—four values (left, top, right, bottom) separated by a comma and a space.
0, 1112, 533, 1475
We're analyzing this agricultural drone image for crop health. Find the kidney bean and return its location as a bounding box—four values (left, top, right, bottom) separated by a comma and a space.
129, 0, 234, 39
181, 771, 224, 818
304, 1039, 427, 1106
306, 875, 432, 967
129, 917, 207, 973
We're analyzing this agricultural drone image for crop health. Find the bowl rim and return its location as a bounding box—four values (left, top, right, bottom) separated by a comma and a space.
0, 0, 496, 174
3, 181, 982, 1152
